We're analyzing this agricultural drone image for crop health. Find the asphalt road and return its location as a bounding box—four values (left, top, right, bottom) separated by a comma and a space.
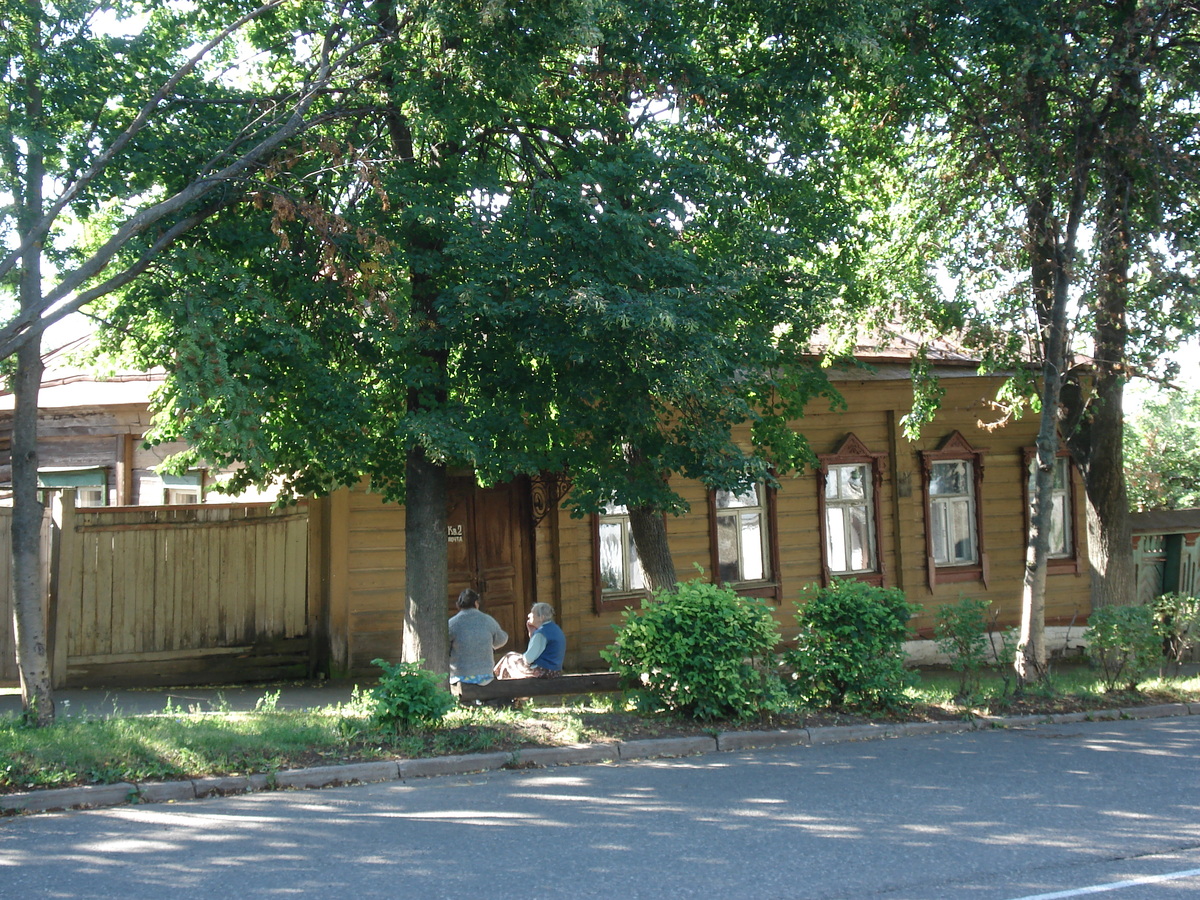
2, 716, 1199, 899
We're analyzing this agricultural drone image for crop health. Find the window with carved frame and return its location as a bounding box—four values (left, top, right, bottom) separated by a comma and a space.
707, 482, 781, 602
1023, 448, 1081, 575
592, 502, 649, 613
920, 431, 988, 588
817, 434, 887, 586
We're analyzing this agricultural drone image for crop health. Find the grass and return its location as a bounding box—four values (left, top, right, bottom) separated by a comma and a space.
3, 662, 1198, 797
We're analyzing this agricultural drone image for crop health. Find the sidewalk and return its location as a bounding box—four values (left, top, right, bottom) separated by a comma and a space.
0, 679, 359, 720
2, 681, 1197, 817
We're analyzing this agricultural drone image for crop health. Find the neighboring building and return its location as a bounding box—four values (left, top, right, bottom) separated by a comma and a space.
0, 340, 274, 506
1131, 508, 1200, 604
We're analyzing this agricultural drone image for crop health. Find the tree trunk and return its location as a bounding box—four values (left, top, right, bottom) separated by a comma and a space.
1015, 176, 1059, 686
1077, 33, 1138, 610
11, 327, 52, 726
11, 10, 54, 725
628, 504, 677, 594
403, 444, 449, 672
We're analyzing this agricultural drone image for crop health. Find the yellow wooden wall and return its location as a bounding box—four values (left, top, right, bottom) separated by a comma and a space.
540, 369, 1092, 670
315, 485, 408, 677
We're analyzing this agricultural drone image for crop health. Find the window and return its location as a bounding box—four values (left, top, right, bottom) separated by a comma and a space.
76, 487, 107, 507
817, 434, 886, 586
596, 502, 645, 595
37, 467, 107, 507
713, 484, 769, 584
920, 431, 988, 587
826, 465, 875, 572
161, 471, 203, 505
1024, 450, 1080, 574
929, 460, 976, 565
165, 487, 200, 505
707, 482, 780, 601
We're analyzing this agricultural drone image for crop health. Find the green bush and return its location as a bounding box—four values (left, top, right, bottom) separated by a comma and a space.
786, 580, 919, 712
934, 597, 992, 699
1084, 605, 1161, 691
601, 579, 784, 720
1152, 593, 1200, 674
368, 659, 455, 733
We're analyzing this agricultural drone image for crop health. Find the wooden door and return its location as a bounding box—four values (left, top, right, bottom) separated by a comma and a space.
446, 477, 531, 654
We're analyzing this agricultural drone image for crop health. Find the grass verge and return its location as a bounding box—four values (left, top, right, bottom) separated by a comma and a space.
3, 665, 1198, 796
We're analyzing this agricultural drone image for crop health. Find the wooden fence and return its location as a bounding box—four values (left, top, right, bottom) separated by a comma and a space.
2, 495, 311, 688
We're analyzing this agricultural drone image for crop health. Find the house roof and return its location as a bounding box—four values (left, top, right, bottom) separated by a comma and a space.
0, 336, 165, 412
1130, 508, 1200, 535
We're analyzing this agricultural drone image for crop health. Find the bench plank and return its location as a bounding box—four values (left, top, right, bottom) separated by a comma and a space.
452, 671, 622, 701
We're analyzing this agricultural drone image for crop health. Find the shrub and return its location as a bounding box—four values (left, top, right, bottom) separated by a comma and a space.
786, 580, 919, 712
1084, 605, 1161, 692
933, 597, 991, 699
367, 659, 455, 733
601, 579, 784, 720
1152, 593, 1200, 674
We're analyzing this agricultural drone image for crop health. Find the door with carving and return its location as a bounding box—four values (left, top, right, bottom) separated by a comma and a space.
446, 476, 532, 654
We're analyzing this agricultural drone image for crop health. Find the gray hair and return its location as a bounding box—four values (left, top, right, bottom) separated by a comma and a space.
457, 588, 480, 610
530, 602, 555, 622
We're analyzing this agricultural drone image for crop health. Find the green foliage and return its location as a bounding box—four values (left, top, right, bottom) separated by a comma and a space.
933, 598, 992, 699
1152, 593, 1200, 674
1125, 389, 1200, 512
601, 579, 784, 721
367, 659, 455, 733
1084, 605, 1162, 692
786, 580, 919, 712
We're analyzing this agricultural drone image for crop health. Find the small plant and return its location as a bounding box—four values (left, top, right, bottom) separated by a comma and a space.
1084, 604, 1161, 692
254, 690, 282, 713
1152, 592, 1200, 675
367, 659, 455, 733
934, 597, 991, 699
602, 579, 784, 720
986, 624, 1020, 697
785, 580, 919, 712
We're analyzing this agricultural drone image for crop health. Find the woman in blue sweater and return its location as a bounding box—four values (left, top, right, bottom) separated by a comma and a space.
494, 602, 564, 679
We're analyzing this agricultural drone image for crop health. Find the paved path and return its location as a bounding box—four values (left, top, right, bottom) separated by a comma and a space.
3, 716, 1200, 899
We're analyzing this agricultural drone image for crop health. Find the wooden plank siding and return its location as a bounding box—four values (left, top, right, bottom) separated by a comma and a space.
537, 369, 1093, 670
0, 506, 53, 685
52, 497, 310, 687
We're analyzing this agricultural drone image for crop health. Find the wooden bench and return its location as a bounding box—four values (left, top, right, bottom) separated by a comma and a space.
451, 671, 623, 703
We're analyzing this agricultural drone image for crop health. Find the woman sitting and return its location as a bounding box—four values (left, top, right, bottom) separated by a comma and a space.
493, 602, 564, 679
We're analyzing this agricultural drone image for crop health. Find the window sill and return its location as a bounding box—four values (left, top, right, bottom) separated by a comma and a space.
932, 563, 984, 585
1047, 557, 1081, 576
828, 571, 884, 588
719, 581, 781, 603
594, 591, 647, 614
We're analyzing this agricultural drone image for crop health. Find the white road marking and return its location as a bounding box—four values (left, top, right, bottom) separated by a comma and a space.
1007, 866, 1200, 900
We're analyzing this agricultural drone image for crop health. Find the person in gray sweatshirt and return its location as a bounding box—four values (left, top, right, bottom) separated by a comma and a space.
448, 588, 509, 684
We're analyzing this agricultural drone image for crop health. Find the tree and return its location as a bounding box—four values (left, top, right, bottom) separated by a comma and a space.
100, 0, 867, 669
1125, 386, 1200, 511
870, 0, 1200, 682
1, 0, 380, 724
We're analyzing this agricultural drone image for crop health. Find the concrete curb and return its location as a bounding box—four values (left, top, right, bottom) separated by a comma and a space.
4, 704, 1196, 816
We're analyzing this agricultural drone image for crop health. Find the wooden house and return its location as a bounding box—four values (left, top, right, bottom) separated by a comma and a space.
311, 350, 1093, 676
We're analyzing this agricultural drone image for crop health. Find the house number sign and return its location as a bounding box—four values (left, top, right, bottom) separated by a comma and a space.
447, 524, 464, 543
